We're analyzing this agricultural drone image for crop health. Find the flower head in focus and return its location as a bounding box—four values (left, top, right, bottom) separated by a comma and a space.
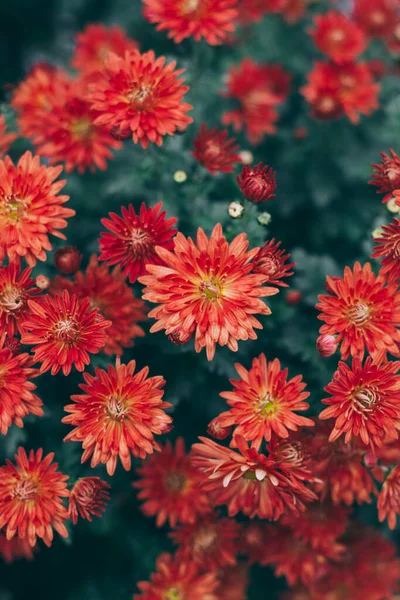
237, 163, 277, 203
252, 239, 294, 286
0, 448, 69, 547
68, 477, 110, 524
140, 223, 279, 360
0, 262, 40, 337
369, 149, 400, 203
0, 151, 74, 266
63, 357, 170, 475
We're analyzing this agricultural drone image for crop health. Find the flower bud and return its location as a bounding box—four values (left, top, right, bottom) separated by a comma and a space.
35, 274, 50, 290
207, 417, 232, 440
316, 334, 338, 358
54, 246, 82, 275
286, 290, 302, 305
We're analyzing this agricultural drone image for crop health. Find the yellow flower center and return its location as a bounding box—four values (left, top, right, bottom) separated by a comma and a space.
127, 84, 154, 109
12, 478, 38, 502
347, 302, 371, 326
164, 587, 183, 600
106, 396, 129, 421
71, 117, 93, 140
199, 277, 222, 300
1, 194, 26, 223
257, 394, 278, 417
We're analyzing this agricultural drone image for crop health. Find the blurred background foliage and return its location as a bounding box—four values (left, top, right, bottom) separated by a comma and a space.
0, 0, 400, 598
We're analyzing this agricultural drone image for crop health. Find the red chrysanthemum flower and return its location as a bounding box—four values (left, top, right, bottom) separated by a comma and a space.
309, 11, 367, 63
369, 149, 400, 203
353, 0, 398, 38
192, 124, 240, 174
222, 59, 291, 144
301, 61, 380, 124
252, 239, 294, 286
99, 202, 177, 284
0, 334, 43, 436
0, 115, 17, 157
378, 465, 400, 529
217, 354, 313, 448
217, 564, 249, 600
261, 524, 344, 587
53, 255, 146, 355
134, 552, 219, 600
309, 422, 377, 506
71, 24, 138, 75
282, 502, 350, 551
237, 163, 277, 203
87, 49, 193, 148
240, 522, 272, 564
320, 357, 400, 448
192, 435, 317, 520
63, 357, 170, 475
32, 80, 122, 173
0, 448, 69, 547
142, 0, 239, 45
316, 262, 400, 361
0, 262, 40, 337
134, 438, 211, 527
140, 224, 278, 361
11, 64, 71, 140
170, 513, 240, 570
68, 477, 110, 524
0, 151, 74, 266
311, 527, 400, 600
0, 534, 36, 563
21, 290, 111, 376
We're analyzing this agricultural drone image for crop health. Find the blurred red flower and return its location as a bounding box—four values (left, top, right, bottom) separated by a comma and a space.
192, 124, 240, 174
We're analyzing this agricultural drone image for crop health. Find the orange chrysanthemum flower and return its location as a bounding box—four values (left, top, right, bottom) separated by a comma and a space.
142, 0, 239, 45
140, 224, 278, 361
170, 513, 240, 570
53, 255, 146, 355
71, 24, 139, 74
222, 59, 291, 144
0, 262, 40, 337
21, 290, 111, 376
0, 534, 36, 563
63, 358, 170, 475
33, 80, 122, 173
68, 477, 110, 524
309, 422, 377, 506
0, 334, 43, 436
192, 124, 240, 174
316, 262, 400, 361
99, 202, 177, 284
0, 115, 17, 157
320, 357, 400, 448
369, 148, 400, 203
11, 64, 71, 139
134, 438, 211, 527
191, 435, 317, 520
261, 524, 344, 587
0, 448, 69, 547
252, 239, 294, 287
88, 49, 193, 148
217, 354, 313, 448
309, 11, 367, 63
353, 0, 397, 38
0, 151, 74, 266
134, 552, 219, 600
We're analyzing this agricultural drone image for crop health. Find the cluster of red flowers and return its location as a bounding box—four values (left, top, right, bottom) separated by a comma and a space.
1, 6, 400, 600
